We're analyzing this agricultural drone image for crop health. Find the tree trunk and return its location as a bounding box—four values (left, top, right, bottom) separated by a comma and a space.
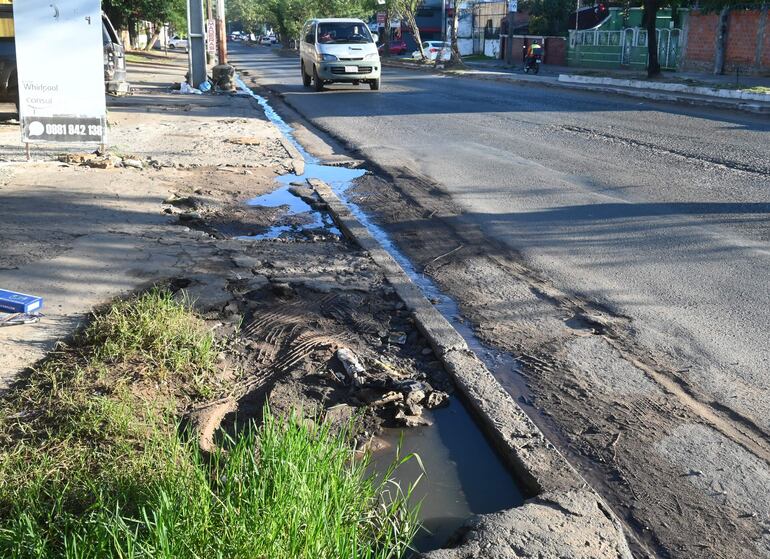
144, 25, 161, 52
714, 5, 730, 75
405, 12, 426, 60
449, 0, 461, 64
644, 0, 661, 77
383, 6, 391, 58
128, 18, 137, 51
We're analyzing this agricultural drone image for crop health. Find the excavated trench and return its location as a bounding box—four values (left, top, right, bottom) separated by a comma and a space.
236, 79, 530, 552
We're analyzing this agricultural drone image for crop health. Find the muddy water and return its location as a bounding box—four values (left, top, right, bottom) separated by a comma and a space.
237, 79, 527, 551
371, 399, 523, 553
241, 185, 341, 240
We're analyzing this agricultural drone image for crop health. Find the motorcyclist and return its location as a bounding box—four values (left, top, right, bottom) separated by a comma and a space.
525, 42, 543, 69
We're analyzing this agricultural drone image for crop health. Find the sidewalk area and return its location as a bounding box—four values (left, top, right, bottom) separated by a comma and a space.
383, 55, 770, 113
0, 52, 305, 383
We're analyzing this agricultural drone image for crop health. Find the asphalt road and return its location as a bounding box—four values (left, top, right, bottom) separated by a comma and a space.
231, 46, 770, 448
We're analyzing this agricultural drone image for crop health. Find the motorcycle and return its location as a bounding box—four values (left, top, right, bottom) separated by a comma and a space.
523, 54, 542, 74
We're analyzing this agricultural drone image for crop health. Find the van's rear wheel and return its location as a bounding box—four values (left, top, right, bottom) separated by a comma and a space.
369, 78, 380, 91
301, 62, 311, 87
312, 65, 324, 92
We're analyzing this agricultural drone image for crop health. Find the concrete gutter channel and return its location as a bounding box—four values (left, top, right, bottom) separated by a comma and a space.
247, 74, 635, 556
311, 178, 633, 558
380, 58, 770, 115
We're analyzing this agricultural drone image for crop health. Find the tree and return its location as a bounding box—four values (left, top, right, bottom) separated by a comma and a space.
448, 0, 461, 64
642, 0, 661, 77
522, 0, 574, 36
391, 0, 427, 60
103, 0, 186, 50
229, 0, 370, 48
227, 0, 262, 32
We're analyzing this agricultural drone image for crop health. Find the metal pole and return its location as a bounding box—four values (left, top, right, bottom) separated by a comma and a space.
575, 0, 580, 33
187, 0, 207, 87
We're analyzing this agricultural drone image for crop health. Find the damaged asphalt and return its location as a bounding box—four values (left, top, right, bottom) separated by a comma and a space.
0, 50, 636, 557
228, 45, 770, 558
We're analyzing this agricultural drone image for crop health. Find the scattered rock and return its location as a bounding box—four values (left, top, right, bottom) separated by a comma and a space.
420, 490, 633, 559
232, 255, 260, 269
395, 409, 432, 427
324, 403, 355, 429
271, 282, 295, 298
404, 385, 426, 416
187, 398, 237, 453
122, 158, 144, 169
425, 390, 450, 409
389, 332, 407, 345
336, 347, 368, 387
175, 275, 233, 313
179, 211, 202, 222
226, 137, 262, 146
369, 391, 403, 407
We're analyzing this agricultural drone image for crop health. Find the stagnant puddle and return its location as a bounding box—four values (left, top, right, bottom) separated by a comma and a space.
240, 184, 341, 240
236, 79, 527, 551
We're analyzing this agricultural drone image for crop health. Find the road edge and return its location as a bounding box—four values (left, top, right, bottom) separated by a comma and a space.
380, 58, 770, 114
309, 177, 635, 558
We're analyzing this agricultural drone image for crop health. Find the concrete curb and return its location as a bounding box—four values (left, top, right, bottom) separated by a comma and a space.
559, 73, 770, 102
308, 177, 634, 555
382, 59, 770, 114
309, 178, 578, 493
308, 179, 631, 559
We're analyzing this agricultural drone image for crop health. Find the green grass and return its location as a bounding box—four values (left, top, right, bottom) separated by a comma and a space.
0, 288, 420, 558
462, 54, 496, 62
741, 85, 770, 94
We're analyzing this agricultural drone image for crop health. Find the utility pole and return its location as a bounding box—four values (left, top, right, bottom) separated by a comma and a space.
442, 0, 446, 43
506, 0, 517, 65
216, 0, 227, 64
187, 0, 207, 87
575, 0, 580, 33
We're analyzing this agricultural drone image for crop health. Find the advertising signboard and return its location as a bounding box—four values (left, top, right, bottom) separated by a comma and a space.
207, 19, 216, 54
13, 0, 106, 144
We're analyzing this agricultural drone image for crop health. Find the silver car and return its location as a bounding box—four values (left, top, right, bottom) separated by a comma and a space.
299, 18, 381, 91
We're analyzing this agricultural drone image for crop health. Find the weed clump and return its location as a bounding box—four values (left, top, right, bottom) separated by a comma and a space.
0, 288, 419, 558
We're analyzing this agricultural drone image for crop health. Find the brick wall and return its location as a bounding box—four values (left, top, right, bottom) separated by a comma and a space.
544, 37, 566, 65
725, 10, 759, 66
507, 35, 566, 65
683, 10, 717, 71
683, 9, 770, 73
763, 11, 770, 67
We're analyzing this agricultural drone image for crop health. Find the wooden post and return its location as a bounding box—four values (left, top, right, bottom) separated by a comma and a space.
216, 0, 227, 64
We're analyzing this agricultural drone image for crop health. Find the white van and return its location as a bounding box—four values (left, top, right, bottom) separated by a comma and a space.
300, 18, 381, 91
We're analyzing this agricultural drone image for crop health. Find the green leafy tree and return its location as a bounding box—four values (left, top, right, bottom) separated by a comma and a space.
103, 0, 187, 49
522, 0, 574, 36
391, 0, 426, 59
227, 0, 372, 47
226, 0, 262, 32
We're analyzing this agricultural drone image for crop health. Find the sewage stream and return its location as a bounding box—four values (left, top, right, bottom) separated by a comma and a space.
236, 80, 529, 552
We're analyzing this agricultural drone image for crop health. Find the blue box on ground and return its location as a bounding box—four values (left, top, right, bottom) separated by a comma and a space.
0, 289, 43, 314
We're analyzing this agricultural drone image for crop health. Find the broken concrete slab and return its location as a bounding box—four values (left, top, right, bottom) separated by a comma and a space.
420, 489, 633, 559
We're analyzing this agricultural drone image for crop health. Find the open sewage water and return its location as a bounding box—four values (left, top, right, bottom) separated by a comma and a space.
236, 80, 526, 552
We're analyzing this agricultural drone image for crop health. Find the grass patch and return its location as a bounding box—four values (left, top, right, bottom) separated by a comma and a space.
0, 288, 420, 558
741, 85, 770, 94
462, 54, 496, 62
